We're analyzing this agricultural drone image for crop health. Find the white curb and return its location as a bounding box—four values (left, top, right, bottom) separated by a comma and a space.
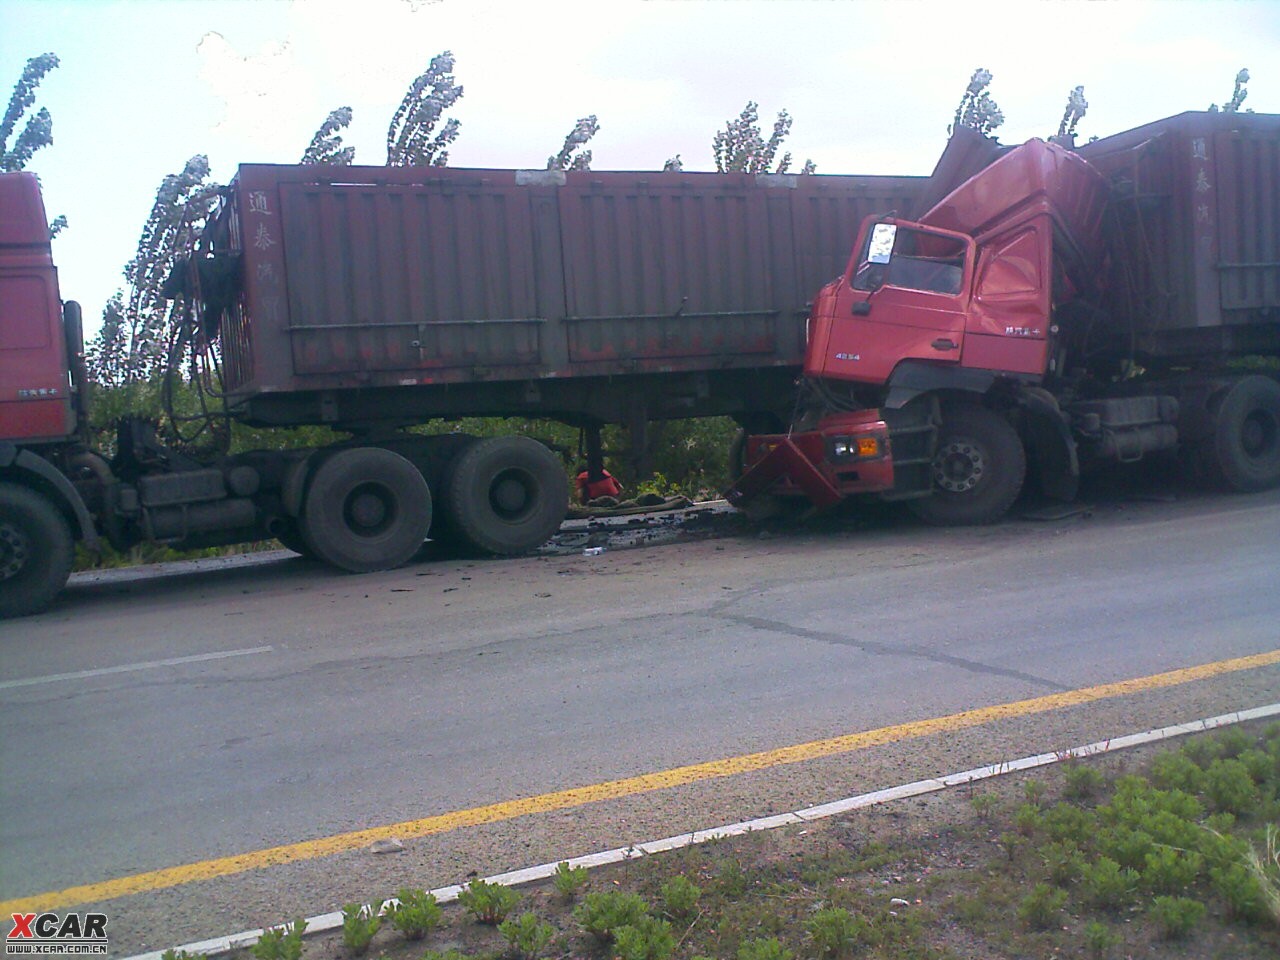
122, 701, 1280, 960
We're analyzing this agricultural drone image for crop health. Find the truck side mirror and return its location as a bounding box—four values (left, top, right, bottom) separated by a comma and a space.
852, 301, 872, 316
867, 223, 896, 263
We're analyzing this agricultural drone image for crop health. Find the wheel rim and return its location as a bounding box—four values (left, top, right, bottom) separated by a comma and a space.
0, 520, 29, 581
932, 438, 986, 493
489, 468, 536, 521
343, 482, 396, 537
1240, 409, 1277, 461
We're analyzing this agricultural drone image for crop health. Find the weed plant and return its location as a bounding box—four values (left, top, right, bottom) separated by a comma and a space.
386, 888, 441, 940
457, 879, 520, 925
340, 903, 381, 956
250, 919, 306, 960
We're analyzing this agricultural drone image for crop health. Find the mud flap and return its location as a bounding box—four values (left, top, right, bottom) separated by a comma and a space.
1020, 392, 1079, 502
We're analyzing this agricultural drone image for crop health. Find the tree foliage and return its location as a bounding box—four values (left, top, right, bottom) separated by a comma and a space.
952, 67, 1004, 136
1056, 85, 1088, 139
87, 156, 221, 387
300, 106, 355, 165
547, 114, 599, 170
1210, 68, 1252, 113
712, 101, 813, 174
1, 52, 59, 172
386, 50, 463, 166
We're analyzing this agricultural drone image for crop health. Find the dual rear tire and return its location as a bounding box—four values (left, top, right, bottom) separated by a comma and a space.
297, 437, 568, 571
437, 436, 568, 556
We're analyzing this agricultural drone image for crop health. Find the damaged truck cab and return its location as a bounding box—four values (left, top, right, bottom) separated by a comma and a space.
728, 114, 1280, 522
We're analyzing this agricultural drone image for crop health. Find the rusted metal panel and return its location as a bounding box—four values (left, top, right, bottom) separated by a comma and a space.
211, 164, 926, 409
559, 172, 776, 363
278, 175, 545, 376
1080, 111, 1280, 337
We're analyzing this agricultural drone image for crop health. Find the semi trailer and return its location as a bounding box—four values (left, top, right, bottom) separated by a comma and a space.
0, 162, 922, 617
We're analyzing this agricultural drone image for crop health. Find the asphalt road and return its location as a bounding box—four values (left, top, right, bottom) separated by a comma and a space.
2, 486, 1278, 952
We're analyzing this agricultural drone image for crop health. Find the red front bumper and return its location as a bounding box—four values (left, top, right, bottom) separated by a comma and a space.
725, 410, 896, 510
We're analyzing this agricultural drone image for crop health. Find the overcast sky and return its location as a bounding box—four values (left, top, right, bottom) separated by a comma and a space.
3, 0, 1278, 339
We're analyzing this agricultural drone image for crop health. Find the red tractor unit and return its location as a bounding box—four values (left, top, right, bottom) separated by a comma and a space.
728, 112, 1280, 522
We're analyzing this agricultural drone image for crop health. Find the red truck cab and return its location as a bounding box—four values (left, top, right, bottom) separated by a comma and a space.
0, 172, 82, 443
727, 139, 1113, 519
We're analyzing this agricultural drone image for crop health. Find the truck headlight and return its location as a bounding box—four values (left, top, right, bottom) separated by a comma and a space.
831, 436, 880, 459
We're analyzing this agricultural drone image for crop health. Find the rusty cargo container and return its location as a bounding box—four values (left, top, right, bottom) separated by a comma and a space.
1079, 111, 1280, 359
199, 165, 922, 431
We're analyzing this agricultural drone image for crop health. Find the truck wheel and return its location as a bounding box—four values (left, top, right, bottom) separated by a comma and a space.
0, 483, 74, 618
1209, 375, 1280, 492
444, 436, 569, 555
274, 521, 317, 560
302, 447, 432, 572
908, 403, 1025, 526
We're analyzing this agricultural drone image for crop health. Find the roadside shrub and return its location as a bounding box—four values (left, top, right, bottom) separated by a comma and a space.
1150, 750, 1207, 793
1098, 826, 1154, 872
1142, 845, 1204, 893
737, 937, 793, 960
659, 875, 702, 919
575, 890, 649, 941
1081, 856, 1140, 909
613, 916, 675, 960
1063, 763, 1106, 801
1149, 895, 1206, 939
458, 879, 520, 925
1205, 758, 1260, 815
251, 919, 306, 960
805, 907, 870, 958
1211, 861, 1270, 923
970, 793, 999, 820
1022, 779, 1047, 807
1017, 883, 1067, 930
499, 912, 555, 958
1013, 803, 1042, 836
1042, 840, 1084, 886
1042, 802, 1097, 844
387, 888, 441, 940
1082, 919, 1118, 957
552, 861, 589, 900
340, 902, 381, 956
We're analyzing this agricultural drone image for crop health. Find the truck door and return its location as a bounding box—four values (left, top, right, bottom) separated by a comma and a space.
809, 220, 974, 385
962, 220, 1053, 377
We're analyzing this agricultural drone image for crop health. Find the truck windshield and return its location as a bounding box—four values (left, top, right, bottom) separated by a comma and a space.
852, 224, 966, 296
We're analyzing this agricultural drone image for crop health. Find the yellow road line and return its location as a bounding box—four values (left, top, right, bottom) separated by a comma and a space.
6, 648, 1279, 913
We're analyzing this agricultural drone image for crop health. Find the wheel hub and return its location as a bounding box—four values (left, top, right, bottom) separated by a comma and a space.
0, 521, 29, 581
932, 439, 985, 493
1241, 410, 1276, 459
344, 484, 393, 535
490, 471, 532, 519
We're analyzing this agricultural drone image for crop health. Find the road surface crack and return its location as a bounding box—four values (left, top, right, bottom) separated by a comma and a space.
712, 611, 1070, 691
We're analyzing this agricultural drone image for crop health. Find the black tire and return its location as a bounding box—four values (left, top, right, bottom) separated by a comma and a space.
908, 403, 1026, 526
0, 483, 74, 618
1209, 375, 1280, 492
443, 436, 569, 555
274, 521, 318, 560
301, 447, 432, 573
